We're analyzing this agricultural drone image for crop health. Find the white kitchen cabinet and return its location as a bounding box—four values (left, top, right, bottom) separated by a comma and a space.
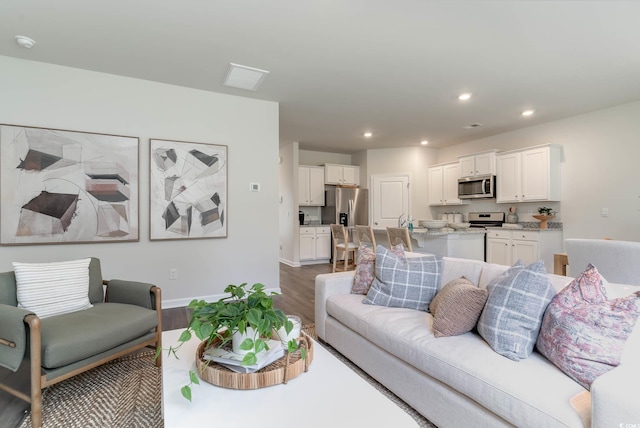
486, 228, 562, 273
324, 164, 359, 186
299, 226, 331, 263
428, 162, 464, 206
496, 145, 561, 203
298, 166, 325, 206
458, 151, 496, 177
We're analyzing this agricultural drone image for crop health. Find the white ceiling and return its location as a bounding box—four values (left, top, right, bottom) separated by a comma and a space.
2, 1, 640, 154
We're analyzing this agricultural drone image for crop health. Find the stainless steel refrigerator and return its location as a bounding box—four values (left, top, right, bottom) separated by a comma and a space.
322, 186, 369, 227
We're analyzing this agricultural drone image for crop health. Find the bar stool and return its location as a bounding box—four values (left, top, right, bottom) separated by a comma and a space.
330, 224, 358, 272
355, 225, 377, 249
386, 227, 413, 252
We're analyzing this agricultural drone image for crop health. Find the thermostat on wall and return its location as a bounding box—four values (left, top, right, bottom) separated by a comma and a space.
250, 183, 261, 192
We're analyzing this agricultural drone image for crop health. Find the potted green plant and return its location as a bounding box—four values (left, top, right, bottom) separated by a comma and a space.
533, 207, 556, 229
537, 207, 555, 216
160, 282, 302, 400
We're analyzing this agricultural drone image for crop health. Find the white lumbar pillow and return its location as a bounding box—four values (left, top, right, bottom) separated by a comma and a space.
13, 258, 93, 319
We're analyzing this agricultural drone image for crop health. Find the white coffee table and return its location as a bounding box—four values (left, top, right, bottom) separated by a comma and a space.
162, 329, 418, 427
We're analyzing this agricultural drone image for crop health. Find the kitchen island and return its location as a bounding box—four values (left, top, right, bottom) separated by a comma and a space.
373, 227, 486, 261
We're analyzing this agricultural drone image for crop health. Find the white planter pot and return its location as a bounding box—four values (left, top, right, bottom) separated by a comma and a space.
232, 326, 257, 355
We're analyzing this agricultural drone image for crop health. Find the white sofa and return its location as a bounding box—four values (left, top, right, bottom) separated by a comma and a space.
315, 256, 640, 428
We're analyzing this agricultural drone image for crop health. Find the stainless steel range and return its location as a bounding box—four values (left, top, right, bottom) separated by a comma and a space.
468, 212, 505, 261
468, 212, 505, 229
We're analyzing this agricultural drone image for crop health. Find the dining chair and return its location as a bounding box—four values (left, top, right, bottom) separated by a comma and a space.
355, 225, 377, 248
330, 224, 358, 272
386, 227, 413, 252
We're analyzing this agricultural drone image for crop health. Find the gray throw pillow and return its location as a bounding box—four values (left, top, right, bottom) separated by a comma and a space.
477, 259, 555, 361
363, 245, 441, 311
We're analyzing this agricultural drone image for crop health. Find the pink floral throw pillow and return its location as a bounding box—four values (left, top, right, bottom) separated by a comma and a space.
351, 244, 404, 295
536, 264, 640, 390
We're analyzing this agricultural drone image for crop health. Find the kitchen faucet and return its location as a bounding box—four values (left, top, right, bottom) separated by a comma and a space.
398, 213, 407, 228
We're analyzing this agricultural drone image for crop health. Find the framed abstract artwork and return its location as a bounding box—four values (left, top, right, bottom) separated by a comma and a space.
149, 139, 227, 240
0, 124, 139, 245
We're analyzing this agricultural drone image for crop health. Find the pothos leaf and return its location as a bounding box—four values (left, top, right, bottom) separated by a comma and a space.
242, 352, 258, 366
181, 385, 192, 402
178, 330, 192, 343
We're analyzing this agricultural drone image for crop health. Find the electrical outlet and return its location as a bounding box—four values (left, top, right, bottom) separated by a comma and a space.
601, 207, 609, 217
169, 268, 178, 280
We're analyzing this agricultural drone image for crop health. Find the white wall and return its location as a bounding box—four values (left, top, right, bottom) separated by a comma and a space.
0, 56, 280, 307
299, 150, 351, 166
362, 147, 440, 222
436, 101, 640, 241
278, 142, 299, 266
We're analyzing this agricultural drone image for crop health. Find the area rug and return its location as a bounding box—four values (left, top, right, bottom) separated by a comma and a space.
302, 324, 436, 428
19, 351, 162, 428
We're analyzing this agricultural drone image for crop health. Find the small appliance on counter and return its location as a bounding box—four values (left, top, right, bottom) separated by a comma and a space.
299, 211, 305, 226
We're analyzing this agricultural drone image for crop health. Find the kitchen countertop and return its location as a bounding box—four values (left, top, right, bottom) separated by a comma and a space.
372, 227, 485, 236
300, 224, 332, 227
409, 227, 486, 236
486, 222, 563, 231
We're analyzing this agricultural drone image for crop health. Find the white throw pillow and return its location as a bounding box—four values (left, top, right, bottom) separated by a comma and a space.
14, 258, 93, 318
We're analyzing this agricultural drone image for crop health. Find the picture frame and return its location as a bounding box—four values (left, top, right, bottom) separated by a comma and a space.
149, 139, 227, 240
0, 124, 139, 245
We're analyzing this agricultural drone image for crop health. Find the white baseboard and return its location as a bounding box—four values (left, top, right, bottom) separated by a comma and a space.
279, 258, 300, 267
162, 286, 282, 309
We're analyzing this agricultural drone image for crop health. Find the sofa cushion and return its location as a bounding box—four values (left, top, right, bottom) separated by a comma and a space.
439, 257, 485, 289
39, 302, 158, 369
477, 260, 555, 361
536, 264, 640, 390
429, 277, 488, 337
351, 244, 404, 295
326, 293, 586, 427
363, 246, 441, 311
13, 258, 93, 319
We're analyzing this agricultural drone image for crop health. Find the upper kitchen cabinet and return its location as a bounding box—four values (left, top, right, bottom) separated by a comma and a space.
458, 151, 497, 178
428, 162, 464, 206
325, 164, 359, 186
298, 166, 325, 206
496, 145, 561, 203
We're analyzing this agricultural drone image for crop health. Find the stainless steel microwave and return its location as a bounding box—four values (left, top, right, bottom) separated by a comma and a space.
458, 175, 495, 199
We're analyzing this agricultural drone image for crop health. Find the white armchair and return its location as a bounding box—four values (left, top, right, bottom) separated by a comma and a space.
564, 238, 640, 285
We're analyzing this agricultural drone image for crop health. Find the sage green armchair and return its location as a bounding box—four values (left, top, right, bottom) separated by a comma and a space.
0, 257, 162, 428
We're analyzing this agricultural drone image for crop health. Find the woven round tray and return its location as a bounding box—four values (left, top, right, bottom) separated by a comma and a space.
195, 332, 314, 390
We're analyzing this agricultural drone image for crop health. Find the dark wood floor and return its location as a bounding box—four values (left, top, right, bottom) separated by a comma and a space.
0, 262, 333, 428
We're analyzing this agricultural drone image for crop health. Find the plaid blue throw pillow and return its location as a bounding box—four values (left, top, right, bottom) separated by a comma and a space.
363, 245, 441, 311
477, 259, 555, 361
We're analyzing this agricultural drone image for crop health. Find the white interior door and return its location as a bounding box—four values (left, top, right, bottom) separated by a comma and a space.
371, 174, 410, 228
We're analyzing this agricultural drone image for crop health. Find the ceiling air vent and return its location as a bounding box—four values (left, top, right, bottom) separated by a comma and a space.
222, 63, 270, 91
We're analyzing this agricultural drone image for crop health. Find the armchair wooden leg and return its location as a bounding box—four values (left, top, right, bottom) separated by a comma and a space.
152, 286, 163, 368
26, 315, 42, 428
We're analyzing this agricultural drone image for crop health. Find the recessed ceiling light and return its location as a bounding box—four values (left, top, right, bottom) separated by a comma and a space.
420, 140, 429, 145
458, 93, 472, 101
15, 35, 36, 49
363, 132, 373, 138
222, 63, 269, 91
522, 109, 535, 117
